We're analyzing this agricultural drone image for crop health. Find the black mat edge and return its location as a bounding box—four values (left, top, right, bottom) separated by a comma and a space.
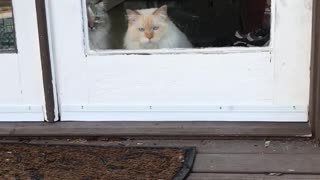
173, 146, 196, 180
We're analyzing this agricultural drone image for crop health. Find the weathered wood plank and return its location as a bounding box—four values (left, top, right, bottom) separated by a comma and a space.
187, 173, 320, 180
310, 0, 320, 144
3, 139, 318, 155
79, 140, 319, 154
0, 122, 311, 137
193, 154, 320, 173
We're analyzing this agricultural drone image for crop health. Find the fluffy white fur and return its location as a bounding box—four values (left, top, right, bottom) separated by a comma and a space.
88, 1, 111, 50
124, 5, 192, 49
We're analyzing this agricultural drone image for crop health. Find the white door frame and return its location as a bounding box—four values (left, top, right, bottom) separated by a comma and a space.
0, 0, 46, 121
47, 0, 313, 122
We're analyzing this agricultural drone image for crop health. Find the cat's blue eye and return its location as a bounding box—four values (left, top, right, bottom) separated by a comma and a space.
153, 26, 159, 31
138, 28, 145, 32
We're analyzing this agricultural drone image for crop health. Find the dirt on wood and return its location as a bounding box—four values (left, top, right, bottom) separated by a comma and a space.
0, 144, 185, 180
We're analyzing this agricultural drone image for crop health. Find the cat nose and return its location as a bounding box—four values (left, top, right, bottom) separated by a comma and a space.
88, 21, 95, 29
145, 33, 154, 40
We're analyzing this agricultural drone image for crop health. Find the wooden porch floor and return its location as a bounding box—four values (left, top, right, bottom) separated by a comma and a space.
1, 138, 320, 180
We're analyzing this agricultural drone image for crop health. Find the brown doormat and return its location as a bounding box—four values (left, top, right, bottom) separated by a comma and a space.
0, 143, 196, 180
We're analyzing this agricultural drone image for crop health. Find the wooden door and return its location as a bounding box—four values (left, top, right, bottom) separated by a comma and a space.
0, 0, 45, 121
47, 0, 313, 122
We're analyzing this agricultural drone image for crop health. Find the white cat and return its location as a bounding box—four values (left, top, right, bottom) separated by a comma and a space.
124, 5, 193, 50
87, 1, 111, 50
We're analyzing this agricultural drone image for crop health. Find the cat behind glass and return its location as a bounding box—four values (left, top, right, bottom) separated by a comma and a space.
87, 1, 111, 50
124, 5, 193, 50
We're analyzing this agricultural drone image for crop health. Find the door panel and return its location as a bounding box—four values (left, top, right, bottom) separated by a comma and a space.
0, 0, 45, 121
48, 0, 312, 122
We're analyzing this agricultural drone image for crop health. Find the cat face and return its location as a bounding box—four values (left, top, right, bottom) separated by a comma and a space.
87, 2, 107, 30
126, 5, 169, 46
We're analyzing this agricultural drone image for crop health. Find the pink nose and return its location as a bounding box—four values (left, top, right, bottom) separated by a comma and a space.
145, 33, 154, 40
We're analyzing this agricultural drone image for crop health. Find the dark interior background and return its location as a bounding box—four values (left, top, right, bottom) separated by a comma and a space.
91, 0, 270, 49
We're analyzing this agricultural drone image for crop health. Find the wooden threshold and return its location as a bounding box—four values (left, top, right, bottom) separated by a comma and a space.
0, 122, 311, 137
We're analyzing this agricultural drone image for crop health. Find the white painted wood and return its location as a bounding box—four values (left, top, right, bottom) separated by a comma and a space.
61, 105, 305, 112
46, 0, 88, 105
61, 105, 307, 122
86, 53, 273, 105
0, 0, 45, 121
0, 54, 21, 104
62, 111, 307, 122
0, 105, 42, 113
0, 113, 43, 122
87, 47, 271, 56
273, 0, 313, 105
0, 105, 43, 121
13, 0, 45, 105
47, 0, 313, 122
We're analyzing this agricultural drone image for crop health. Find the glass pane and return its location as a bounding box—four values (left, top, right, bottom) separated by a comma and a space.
0, 0, 16, 52
86, 0, 271, 50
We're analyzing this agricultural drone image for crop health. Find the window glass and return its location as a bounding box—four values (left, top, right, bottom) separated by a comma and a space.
0, 0, 16, 52
86, 0, 271, 50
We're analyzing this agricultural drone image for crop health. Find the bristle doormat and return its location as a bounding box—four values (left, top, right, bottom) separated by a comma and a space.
0, 143, 196, 180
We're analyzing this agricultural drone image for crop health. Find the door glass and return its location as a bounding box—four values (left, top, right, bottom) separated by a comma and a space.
85, 0, 271, 50
0, 0, 16, 53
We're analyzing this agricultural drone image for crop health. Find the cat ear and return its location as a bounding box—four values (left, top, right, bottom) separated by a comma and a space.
126, 9, 140, 24
153, 5, 168, 19
87, 6, 96, 29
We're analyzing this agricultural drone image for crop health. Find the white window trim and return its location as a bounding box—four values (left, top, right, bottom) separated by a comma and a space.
81, 0, 275, 56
